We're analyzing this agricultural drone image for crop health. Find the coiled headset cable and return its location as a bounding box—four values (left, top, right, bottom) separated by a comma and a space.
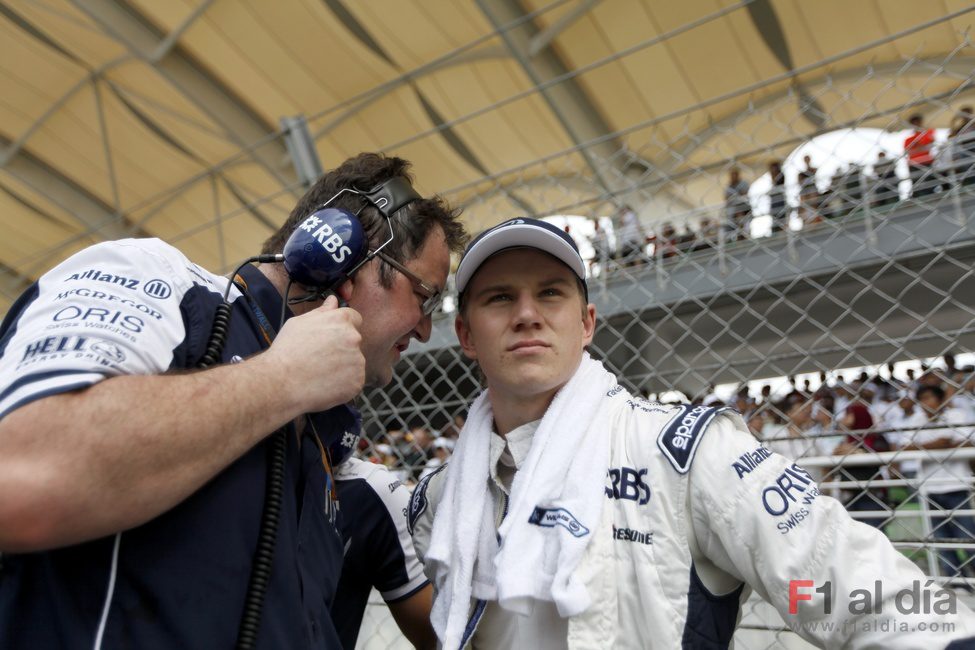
197, 254, 288, 650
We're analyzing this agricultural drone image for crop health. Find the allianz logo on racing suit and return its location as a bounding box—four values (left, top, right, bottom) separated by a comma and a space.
732, 445, 773, 479
64, 269, 172, 300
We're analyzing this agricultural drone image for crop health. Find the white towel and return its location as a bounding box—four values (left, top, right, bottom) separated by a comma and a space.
425, 353, 618, 649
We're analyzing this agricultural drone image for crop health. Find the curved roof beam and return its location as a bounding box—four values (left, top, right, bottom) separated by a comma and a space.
474, 0, 661, 206
308, 44, 509, 141
746, 0, 828, 129
527, 0, 603, 58
0, 135, 148, 267
69, 0, 301, 199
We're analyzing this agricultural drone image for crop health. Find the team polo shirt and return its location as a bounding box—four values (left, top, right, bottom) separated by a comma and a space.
0, 238, 348, 649
331, 457, 429, 649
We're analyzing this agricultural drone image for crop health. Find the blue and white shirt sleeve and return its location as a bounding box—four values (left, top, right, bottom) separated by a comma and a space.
337, 458, 429, 602
0, 238, 212, 419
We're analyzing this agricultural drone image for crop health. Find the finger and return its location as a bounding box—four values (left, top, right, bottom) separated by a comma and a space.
318, 294, 339, 310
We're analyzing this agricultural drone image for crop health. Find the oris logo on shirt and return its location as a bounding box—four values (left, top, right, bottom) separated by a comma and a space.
51, 306, 144, 333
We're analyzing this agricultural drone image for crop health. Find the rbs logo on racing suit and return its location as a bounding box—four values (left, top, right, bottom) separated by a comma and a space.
605, 466, 652, 505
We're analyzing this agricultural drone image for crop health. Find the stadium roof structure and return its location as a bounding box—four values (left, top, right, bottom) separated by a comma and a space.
1, 0, 973, 312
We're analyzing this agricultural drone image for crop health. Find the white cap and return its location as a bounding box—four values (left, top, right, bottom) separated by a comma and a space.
455, 217, 587, 295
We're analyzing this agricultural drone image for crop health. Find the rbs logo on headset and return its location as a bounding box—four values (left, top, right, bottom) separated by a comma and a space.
299, 215, 353, 264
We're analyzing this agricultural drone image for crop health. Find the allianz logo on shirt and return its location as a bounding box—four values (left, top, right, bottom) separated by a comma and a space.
64, 269, 172, 300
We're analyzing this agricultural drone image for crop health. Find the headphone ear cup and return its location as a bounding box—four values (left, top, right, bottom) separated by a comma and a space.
283, 207, 368, 288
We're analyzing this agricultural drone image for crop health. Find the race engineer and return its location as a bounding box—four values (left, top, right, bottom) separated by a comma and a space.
409, 217, 975, 649
0, 152, 467, 649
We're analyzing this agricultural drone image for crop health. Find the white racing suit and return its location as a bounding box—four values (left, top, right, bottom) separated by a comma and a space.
410, 389, 975, 649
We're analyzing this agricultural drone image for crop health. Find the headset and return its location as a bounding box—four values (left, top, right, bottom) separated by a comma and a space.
197, 175, 420, 650
281, 175, 422, 305
200, 175, 421, 367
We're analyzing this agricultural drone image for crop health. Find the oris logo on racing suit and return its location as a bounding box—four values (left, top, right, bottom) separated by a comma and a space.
50, 306, 144, 334
732, 445, 773, 479
762, 463, 821, 535
605, 466, 652, 505
55, 288, 163, 319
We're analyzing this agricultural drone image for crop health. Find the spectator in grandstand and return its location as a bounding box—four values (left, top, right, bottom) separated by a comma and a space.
615, 205, 646, 267
767, 160, 788, 232
906, 367, 918, 388
654, 221, 679, 259
587, 219, 613, 275
871, 151, 900, 206
950, 106, 975, 186
944, 351, 960, 378
831, 390, 891, 529
763, 399, 824, 470
899, 385, 975, 580
820, 168, 844, 219
733, 385, 755, 416
949, 368, 975, 414
905, 113, 938, 198
441, 413, 466, 441
724, 166, 751, 238
833, 381, 853, 421
420, 437, 454, 480
332, 456, 436, 650
942, 106, 975, 188
836, 164, 865, 217
697, 217, 719, 249
409, 217, 975, 648
798, 155, 821, 224
403, 424, 435, 482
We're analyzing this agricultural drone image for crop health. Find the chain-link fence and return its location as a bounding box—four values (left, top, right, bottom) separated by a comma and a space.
3, 1, 975, 647
349, 22, 975, 650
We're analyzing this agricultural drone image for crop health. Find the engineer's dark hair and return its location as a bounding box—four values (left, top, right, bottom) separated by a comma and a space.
262, 152, 467, 288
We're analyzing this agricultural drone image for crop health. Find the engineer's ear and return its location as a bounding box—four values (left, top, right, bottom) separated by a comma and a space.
334, 278, 355, 304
